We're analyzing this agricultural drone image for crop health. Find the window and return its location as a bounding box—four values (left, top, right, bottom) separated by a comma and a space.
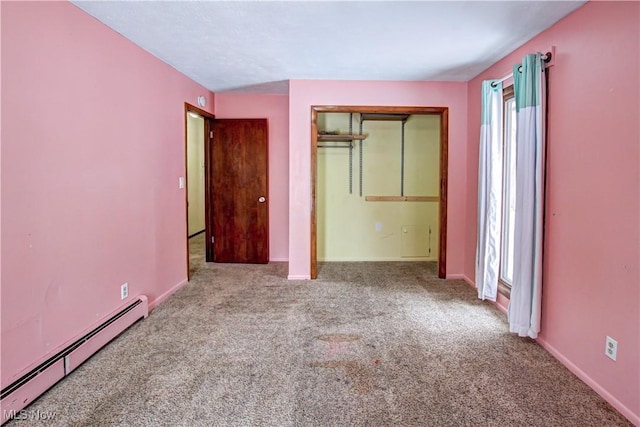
499, 86, 516, 295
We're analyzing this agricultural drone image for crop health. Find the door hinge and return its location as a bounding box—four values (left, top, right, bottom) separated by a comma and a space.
210, 131, 214, 138
211, 236, 214, 243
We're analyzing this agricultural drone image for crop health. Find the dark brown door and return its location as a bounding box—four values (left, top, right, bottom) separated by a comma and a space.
208, 119, 269, 263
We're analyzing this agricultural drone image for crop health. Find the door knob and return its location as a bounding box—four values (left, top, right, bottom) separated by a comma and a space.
258, 196, 266, 203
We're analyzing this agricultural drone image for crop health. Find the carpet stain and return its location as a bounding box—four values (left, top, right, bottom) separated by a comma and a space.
316, 333, 362, 343
310, 360, 374, 394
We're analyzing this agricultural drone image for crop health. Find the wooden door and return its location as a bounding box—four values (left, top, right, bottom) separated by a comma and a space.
208, 119, 269, 263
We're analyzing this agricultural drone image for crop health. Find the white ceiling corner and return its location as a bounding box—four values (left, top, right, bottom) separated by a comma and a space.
70, 0, 586, 94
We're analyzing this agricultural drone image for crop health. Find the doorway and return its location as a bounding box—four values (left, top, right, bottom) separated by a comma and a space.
311, 106, 448, 279
187, 113, 206, 238
184, 103, 215, 280
184, 106, 270, 278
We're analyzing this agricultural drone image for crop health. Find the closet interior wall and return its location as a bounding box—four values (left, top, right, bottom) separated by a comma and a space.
317, 112, 440, 261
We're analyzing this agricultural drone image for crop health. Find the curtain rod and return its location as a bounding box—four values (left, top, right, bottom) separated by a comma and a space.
491, 51, 552, 87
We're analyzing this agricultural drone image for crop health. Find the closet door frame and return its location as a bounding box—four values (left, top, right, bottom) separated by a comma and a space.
310, 105, 449, 279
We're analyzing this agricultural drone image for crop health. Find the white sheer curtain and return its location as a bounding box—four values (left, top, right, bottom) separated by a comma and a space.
509, 53, 546, 338
475, 80, 503, 301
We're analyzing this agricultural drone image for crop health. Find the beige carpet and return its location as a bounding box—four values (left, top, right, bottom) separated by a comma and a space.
6, 234, 631, 426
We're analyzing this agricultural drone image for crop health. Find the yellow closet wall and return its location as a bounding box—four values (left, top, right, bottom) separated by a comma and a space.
187, 113, 205, 236
317, 113, 440, 261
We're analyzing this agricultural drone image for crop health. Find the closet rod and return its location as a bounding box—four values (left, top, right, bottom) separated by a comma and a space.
491, 51, 552, 87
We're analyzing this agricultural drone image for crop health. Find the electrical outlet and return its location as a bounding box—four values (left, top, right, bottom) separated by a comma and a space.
120, 283, 129, 300
605, 336, 617, 361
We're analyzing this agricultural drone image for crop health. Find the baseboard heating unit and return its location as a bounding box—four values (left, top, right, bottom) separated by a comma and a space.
0, 296, 148, 425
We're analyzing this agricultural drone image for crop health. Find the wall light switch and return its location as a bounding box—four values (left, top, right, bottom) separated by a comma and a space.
179, 177, 185, 189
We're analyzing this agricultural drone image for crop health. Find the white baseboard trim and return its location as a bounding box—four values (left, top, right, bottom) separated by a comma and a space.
149, 279, 188, 311
269, 258, 289, 262
287, 275, 310, 280
536, 336, 639, 426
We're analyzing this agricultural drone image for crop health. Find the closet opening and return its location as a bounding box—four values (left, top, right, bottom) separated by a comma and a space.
184, 103, 215, 280
310, 106, 448, 279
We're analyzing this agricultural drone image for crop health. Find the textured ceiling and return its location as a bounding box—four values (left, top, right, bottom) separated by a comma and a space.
70, 1, 586, 94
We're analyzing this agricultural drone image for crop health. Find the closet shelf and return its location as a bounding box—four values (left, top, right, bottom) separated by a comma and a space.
365, 195, 439, 202
317, 134, 367, 142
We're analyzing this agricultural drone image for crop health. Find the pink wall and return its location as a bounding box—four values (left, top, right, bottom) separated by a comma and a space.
214, 93, 290, 261
288, 80, 468, 279
1, 2, 214, 387
465, 2, 639, 422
